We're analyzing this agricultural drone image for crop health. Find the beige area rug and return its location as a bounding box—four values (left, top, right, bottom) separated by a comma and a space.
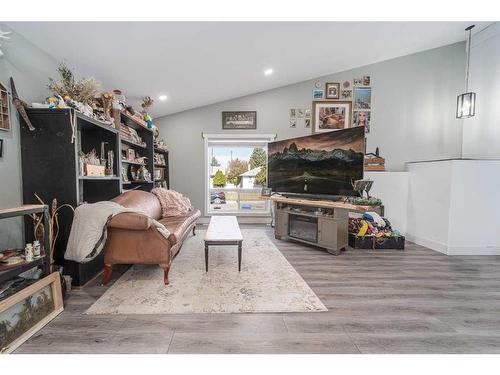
86, 229, 327, 314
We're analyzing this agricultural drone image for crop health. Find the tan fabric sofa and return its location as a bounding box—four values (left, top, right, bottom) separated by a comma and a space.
102, 190, 201, 285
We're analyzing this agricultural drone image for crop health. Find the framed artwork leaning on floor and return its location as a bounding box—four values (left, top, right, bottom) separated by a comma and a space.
0, 272, 64, 353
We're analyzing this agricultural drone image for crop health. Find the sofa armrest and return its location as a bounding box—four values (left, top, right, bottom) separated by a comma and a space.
108, 212, 152, 231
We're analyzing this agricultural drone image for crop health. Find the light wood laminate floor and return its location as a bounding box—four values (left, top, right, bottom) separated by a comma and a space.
14, 225, 500, 354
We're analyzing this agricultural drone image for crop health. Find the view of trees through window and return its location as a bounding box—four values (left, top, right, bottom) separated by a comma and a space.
208, 145, 269, 213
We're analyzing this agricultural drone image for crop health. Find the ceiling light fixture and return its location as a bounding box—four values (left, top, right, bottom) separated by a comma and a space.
159, 94, 168, 101
456, 25, 476, 119
264, 68, 273, 76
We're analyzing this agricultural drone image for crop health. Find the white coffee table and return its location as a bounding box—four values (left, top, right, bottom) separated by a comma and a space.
204, 216, 243, 272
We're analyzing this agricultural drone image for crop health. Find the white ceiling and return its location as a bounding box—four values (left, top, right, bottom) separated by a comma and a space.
7, 22, 490, 118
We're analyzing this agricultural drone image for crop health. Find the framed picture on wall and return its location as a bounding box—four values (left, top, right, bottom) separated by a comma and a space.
341, 89, 352, 99
222, 111, 257, 129
312, 89, 324, 100
325, 82, 340, 99
354, 87, 371, 110
312, 100, 352, 133
353, 110, 371, 133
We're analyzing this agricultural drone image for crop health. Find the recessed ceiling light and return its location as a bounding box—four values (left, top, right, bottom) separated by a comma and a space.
264, 68, 273, 76
159, 94, 168, 101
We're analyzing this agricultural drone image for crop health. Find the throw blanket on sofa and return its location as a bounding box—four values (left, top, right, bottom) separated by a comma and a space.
65, 201, 170, 263
152, 188, 193, 217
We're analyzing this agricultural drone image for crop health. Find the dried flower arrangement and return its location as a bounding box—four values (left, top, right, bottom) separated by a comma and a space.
48, 63, 100, 106
33, 193, 74, 267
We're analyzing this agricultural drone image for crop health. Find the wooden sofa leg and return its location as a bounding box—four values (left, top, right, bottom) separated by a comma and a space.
161, 264, 171, 285
192, 225, 196, 236
102, 264, 113, 286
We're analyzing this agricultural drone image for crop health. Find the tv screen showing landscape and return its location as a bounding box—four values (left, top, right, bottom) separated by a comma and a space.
268, 127, 365, 197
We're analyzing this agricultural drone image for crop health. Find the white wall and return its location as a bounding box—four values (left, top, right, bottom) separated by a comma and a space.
406, 159, 500, 255
0, 23, 59, 248
156, 43, 465, 215
462, 22, 500, 158
447, 160, 500, 254
406, 161, 453, 254
365, 171, 409, 235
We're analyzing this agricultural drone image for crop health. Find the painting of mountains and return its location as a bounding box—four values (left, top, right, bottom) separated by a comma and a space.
268, 127, 364, 196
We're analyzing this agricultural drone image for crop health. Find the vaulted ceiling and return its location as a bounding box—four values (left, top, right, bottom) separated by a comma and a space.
7, 22, 490, 118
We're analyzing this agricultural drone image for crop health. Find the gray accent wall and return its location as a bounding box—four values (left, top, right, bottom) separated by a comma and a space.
0, 23, 58, 248
155, 42, 466, 215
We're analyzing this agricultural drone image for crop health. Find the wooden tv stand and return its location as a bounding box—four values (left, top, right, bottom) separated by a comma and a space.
268, 196, 370, 255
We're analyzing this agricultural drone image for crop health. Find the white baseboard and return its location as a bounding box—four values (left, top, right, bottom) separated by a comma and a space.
405, 234, 448, 255
447, 246, 500, 256
406, 233, 500, 255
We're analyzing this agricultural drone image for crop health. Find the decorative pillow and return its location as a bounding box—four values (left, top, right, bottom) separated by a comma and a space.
151, 188, 193, 217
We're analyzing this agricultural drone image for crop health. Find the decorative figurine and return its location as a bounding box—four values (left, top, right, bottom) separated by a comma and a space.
25, 243, 34, 262
101, 91, 114, 121
144, 114, 153, 128
141, 96, 154, 114
33, 240, 41, 257
112, 89, 126, 110
106, 150, 114, 176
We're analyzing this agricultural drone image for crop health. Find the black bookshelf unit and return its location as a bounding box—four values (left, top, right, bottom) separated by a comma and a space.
18, 108, 169, 287
19, 108, 121, 286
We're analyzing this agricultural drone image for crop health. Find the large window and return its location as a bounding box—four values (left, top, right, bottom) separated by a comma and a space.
204, 134, 275, 216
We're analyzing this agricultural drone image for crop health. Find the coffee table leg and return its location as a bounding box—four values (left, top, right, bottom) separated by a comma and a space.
205, 243, 209, 272
238, 241, 242, 272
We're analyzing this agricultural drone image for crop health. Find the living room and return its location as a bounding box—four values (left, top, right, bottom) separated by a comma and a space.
1, 1, 500, 372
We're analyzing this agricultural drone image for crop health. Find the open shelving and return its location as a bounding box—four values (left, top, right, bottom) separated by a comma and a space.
121, 160, 146, 166
153, 146, 170, 189
119, 111, 156, 191
0, 205, 50, 288
121, 138, 147, 150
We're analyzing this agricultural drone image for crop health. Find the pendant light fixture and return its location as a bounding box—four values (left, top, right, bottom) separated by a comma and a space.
456, 24, 476, 119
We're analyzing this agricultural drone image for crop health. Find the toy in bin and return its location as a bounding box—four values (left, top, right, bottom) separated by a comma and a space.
349, 211, 405, 250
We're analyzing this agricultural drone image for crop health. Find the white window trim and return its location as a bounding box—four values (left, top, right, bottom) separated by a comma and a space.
203, 133, 276, 217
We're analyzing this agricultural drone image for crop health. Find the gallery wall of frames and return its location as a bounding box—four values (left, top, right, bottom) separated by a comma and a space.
290, 75, 372, 135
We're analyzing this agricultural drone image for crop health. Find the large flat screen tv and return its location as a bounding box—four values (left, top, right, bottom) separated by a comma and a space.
268, 127, 365, 197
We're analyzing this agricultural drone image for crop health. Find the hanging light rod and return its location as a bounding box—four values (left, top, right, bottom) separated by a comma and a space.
456, 24, 476, 119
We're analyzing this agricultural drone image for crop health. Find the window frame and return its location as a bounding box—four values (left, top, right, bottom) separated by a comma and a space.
203, 133, 276, 217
